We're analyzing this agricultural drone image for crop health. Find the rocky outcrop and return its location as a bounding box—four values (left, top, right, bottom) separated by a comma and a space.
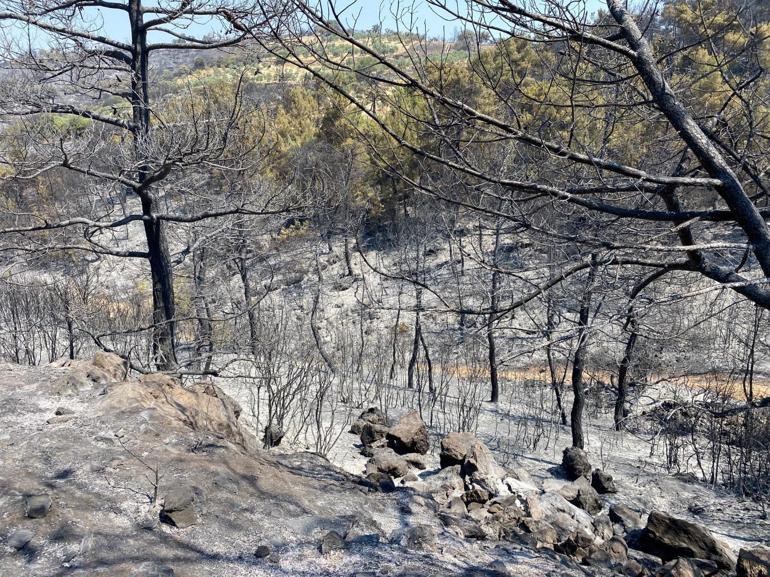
638, 511, 736, 571
386, 411, 429, 455
99, 372, 247, 447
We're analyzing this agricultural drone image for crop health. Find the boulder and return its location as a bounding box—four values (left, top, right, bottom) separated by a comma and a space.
371, 449, 410, 478
440, 432, 477, 468
461, 440, 506, 497
320, 531, 345, 554
539, 492, 595, 538
25, 494, 52, 519
160, 486, 198, 528
386, 411, 429, 455
446, 497, 467, 516
350, 407, 388, 435
655, 558, 704, 577
569, 479, 603, 515
402, 453, 427, 470
366, 472, 396, 493
519, 518, 558, 548
638, 511, 736, 571
738, 547, 770, 577
610, 504, 645, 532
562, 447, 592, 480
360, 423, 390, 447
91, 351, 128, 381
7, 528, 34, 550
422, 465, 465, 504
592, 469, 618, 494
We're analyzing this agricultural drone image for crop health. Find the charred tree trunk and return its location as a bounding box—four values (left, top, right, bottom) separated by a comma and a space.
570, 257, 597, 449
407, 287, 423, 390
192, 246, 214, 372
130, 0, 177, 370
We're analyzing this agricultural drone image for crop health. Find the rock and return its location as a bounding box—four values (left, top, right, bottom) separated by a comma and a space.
366, 472, 396, 493
639, 511, 736, 571
160, 486, 198, 528
54, 406, 75, 416
7, 528, 34, 550
402, 472, 419, 483
519, 518, 558, 548
462, 440, 506, 497
610, 504, 645, 532
594, 514, 614, 541
422, 465, 465, 504
262, 424, 284, 448
359, 407, 388, 427
562, 447, 592, 480
656, 558, 704, 577
320, 531, 345, 554
402, 453, 427, 470
386, 411, 429, 455
592, 469, 618, 493
371, 449, 410, 478
568, 478, 602, 515
446, 497, 467, 516
344, 516, 382, 545
624, 559, 645, 577
92, 351, 128, 381
100, 373, 246, 446
463, 487, 492, 504
607, 536, 629, 564
25, 494, 52, 519
539, 492, 595, 539
396, 525, 437, 551
360, 423, 390, 447
254, 544, 271, 558
440, 432, 477, 468
738, 547, 770, 577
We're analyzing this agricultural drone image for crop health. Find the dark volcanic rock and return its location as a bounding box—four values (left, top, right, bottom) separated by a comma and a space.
361, 423, 390, 447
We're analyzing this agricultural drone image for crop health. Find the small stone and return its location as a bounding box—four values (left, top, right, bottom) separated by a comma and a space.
7, 529, 34, 550
25, 494, 52, 519
54, 407, 75, 416
320, 531, 345, 554
254, 544, 271, 558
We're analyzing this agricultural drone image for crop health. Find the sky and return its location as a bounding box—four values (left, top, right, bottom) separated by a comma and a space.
73, 0, 607, 44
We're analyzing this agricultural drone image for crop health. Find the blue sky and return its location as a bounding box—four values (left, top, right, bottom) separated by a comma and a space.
75, 0, 607, 44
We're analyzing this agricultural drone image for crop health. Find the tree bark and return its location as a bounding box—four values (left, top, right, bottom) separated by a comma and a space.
129, 0, 177, 370
570, 257, 597, 449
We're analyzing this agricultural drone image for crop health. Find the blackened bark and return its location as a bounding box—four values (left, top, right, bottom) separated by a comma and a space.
570, 257, 597, 449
